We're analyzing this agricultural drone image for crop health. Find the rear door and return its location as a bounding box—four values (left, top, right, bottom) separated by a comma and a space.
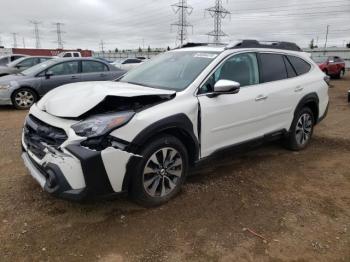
80, 60, 110, 81
39, 60, 81, 94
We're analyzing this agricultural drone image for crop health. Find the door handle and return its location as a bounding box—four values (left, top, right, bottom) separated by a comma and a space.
294, 86, 304, 92
100, 73, 107, 77
255, 94, 268, 101
71, 76, 78, 80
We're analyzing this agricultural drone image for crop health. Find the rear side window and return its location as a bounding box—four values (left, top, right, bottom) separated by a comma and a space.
82, 61, 108, 73
283, 56, 297, 78
287, 56, 311, 75
259, 53, 287, 82
73, 53, 80, 57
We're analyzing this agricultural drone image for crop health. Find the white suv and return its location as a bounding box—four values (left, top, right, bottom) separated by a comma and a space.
21, 40, 329, 206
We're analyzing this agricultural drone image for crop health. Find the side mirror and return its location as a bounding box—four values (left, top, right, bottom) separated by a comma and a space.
207, 80, 240, 98
45, 71, 54, 79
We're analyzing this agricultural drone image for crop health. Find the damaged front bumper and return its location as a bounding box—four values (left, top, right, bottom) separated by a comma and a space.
21, 108, 140, 201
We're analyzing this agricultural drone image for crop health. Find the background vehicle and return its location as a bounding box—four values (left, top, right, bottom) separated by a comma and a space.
21, 40, 329, 207
0, 56, 52, 77
0, 54, 27, 66
112, 58, 143, 71
58, 51, 82, 58
313, 55, 346, 79
0, 58, 125, 109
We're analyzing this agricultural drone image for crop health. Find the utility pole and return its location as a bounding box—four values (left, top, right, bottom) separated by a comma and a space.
324, 24, 329, 51
12, 33, 18, 48
0, 35, 3, 47
171, 0, 193, 47
53, 22, 64, 49
22, 37, 26, 48
100, 40, 105, 53
206, 0, 231, 44
30, 20, 41, 48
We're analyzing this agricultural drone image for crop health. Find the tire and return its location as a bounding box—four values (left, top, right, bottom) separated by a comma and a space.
339, 69, 345, 79
11, 88, 38, 110
285, 107, 315, 151
129, 135, 189, 207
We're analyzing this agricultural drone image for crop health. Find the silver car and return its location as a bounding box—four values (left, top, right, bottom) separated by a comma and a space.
0, 54, 27, 66
0, 56, 53, 77
0, 58, 126, 109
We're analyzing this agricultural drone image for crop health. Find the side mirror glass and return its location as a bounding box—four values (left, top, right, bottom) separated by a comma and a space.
207, 80, 240, 97
45, 71, 54, 79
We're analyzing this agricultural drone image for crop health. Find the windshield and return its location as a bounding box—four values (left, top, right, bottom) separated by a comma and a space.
120, 51, 219, 91
21, 59, 57, 75
7, 57, 27, 67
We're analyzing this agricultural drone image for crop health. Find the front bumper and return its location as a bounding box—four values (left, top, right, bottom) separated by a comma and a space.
21, 108, 139, 201
0, 89, 12, 105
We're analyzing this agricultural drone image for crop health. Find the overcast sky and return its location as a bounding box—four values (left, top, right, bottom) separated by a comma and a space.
0, 0, 349, 51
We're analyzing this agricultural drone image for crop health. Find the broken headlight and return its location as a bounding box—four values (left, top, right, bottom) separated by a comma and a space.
72, 111, 135, 138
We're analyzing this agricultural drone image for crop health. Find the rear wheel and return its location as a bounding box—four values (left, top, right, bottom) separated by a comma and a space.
130, 135, 188, 207
285, 107, 314, 151
11, 88, 37, 110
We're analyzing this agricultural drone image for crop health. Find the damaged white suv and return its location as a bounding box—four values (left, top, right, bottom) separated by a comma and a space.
22, 40, 329, 206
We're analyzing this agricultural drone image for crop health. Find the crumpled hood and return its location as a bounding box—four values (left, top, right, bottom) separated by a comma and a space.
37, 81, 176, 118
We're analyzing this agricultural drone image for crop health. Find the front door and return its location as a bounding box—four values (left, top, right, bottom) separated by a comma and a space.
39, 61, 81, 94
198, 52, 269, 157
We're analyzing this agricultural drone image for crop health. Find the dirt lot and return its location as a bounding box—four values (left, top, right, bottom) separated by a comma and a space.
0, 76, 349, 262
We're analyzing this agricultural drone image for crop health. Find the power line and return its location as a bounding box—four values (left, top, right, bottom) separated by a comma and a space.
30, 20, 41, 49
12, 33, 18, 48
171, 0, 193, 46
53, 22, 65, 49
206, 0, 231, 44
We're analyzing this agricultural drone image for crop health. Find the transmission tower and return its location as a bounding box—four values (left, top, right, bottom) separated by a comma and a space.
171, 0, 193, 46
30, 20, 41, 48
53, 22, 64, 49
12, 33, 18, 48
206, 0, 231, 44
99, 40, 105, 53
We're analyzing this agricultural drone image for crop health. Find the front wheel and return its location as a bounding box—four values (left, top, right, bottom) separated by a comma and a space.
285, 107, 315, 151
11, 88, 37, 110
130, 135, 188, 207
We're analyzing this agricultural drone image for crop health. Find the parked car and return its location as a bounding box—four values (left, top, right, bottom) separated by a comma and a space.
93, 57, 113, 64
313, 55, 346, 79
21, 40, 329, 206
0, 56, 53, 77
0, 54, 27, 66
0, 58, 125, 109
112, 58, 143, 71
58, 51, 82, 58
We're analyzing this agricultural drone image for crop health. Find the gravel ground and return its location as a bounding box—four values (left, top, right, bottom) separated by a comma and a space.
0, 76, 349, 262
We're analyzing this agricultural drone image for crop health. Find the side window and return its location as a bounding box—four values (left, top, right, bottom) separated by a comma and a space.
17, 58, 35, 67
82, 61, 108, 73
122, 59, 132, 64
287, 56, 311, 76
47, 61, 79, 76
200, 53, 259, 94
73, 53, 80, 57
63, 53, 72, 57
283, 56, 297, 78
40, 58, 51, 63
259, 53, 287, 82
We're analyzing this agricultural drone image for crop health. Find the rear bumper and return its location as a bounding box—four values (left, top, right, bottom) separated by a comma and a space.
317, 101, 329, 124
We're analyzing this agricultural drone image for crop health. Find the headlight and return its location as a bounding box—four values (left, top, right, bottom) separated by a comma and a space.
0, 84, 10, 90
72, 111, 135, 138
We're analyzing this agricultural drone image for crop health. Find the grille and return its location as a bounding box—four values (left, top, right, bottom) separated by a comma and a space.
23, 115, 68, 159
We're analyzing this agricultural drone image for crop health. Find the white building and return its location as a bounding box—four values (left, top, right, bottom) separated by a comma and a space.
304, 47, 350, 69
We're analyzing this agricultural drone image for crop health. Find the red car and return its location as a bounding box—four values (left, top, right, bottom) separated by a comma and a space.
313, 56, 346, 79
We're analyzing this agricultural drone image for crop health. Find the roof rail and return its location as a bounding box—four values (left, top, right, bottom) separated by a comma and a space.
226, 40, 302, 52
179, 42, 209, 49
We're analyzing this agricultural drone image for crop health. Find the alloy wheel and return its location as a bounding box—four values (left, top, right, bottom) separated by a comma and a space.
14, 90, 35, 108
295, 113, 312, 146
143, 147, 183, 198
